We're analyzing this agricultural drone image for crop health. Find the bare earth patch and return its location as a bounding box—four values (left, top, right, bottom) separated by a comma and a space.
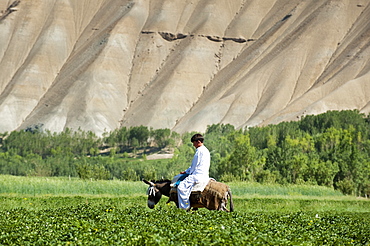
146, 153, 174, 160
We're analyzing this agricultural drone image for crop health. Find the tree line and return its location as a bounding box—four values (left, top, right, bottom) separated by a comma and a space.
0, 110, 369, 197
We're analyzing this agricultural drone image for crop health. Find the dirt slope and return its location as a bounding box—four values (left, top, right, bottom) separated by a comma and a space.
0, 0, 369, 135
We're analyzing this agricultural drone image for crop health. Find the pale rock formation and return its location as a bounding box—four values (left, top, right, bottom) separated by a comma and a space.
0, 0, 369, 135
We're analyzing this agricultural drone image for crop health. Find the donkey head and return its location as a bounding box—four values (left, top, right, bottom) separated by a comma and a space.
143, 179, 163, 209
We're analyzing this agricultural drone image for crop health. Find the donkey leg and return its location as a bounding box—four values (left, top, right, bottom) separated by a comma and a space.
218, 191, 231, 212
219, 200, 229, 211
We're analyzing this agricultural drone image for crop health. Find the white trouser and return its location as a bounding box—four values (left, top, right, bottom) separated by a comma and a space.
177, 175, 197, 210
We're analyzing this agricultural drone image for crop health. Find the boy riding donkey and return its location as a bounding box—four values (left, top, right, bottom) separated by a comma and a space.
176, 134, 210, 211
143, 134, 233, 212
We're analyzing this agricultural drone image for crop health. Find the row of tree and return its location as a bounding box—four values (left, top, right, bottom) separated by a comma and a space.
203, 110, 370, 197
0, 110, 369, 197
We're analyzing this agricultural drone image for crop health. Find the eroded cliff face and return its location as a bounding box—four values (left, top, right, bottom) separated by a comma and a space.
0, 0, 369, 135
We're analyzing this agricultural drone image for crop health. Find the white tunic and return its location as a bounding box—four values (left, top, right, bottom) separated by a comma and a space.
177, 145, 210, 210
184, 145, 210, 182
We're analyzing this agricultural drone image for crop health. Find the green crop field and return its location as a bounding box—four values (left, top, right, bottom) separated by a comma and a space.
0, 175, 369, 245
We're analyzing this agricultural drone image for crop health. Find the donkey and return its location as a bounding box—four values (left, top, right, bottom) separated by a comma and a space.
143, 179, 234, 212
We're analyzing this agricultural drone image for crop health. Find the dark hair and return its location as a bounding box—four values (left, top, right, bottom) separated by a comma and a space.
191, 134, 204, 143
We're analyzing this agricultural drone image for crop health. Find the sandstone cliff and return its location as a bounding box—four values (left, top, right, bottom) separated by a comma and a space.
0, 0, 369, 135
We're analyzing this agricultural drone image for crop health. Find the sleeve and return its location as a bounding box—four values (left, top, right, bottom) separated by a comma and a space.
185, 149, 200, 174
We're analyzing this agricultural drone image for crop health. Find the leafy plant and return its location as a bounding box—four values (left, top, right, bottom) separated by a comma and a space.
0, 202, 368, 245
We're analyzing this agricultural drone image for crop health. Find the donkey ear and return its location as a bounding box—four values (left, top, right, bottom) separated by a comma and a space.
143, 179, 155, 186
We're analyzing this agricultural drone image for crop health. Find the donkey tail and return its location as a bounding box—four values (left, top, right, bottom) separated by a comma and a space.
228, 189, 234, 212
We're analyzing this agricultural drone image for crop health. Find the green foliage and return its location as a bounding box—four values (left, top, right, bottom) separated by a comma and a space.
299, 109, 370, 136
0, 177, 369, 245
0, 198, 369, 245
1, 110, 370, 197
76, 162, 110, 180
0, 177, 368, 246
151, 128, 172, 148
0, 175, 147, 196
218, 133, 260, 181
128, 126, 149, 147
2, 128, 100, 158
